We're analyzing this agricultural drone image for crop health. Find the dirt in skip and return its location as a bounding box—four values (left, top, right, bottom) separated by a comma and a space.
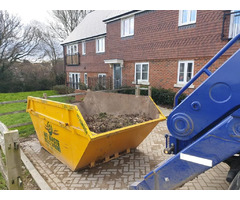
85, 113, 153, 133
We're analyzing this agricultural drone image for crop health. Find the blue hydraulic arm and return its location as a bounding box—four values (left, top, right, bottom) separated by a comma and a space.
131, 109, 240, 189
130, 33, 240, 190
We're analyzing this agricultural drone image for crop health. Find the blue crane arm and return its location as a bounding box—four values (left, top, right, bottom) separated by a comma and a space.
130, 109, 240, 190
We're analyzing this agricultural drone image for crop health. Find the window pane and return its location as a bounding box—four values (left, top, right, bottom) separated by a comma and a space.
179, 72, 184, 82
125, 19, 129, 35
82, 42, 85, 54
179, 63, 185, 82
102, 38, 105, 52
84, 74, 87, 85
72, 74, 74, 88
98, 39, 101, 51
136, 64, 141, 72
74, 45, 77, 53
180, 63, 185, 72
100, 39, 102, 51
142, 64, 148, 72
136, 72, 140, 80
142, 72, 148, 80
122, 20, 125, 36
130, 17, 134, 35
187, 73, 192, 82
187, 63, 193, 73
187, 63, 193, 82
182, 10, 188, 24
190, 10, 196, 22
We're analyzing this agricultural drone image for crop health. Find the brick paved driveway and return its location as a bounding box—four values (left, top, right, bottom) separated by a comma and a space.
21, 121, 230, 190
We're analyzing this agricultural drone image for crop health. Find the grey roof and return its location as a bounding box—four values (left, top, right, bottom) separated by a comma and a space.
62, 10, 131, 45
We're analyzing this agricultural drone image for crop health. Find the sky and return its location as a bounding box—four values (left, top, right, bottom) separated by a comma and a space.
4, 0, 239, 26
8, 10, 51, 25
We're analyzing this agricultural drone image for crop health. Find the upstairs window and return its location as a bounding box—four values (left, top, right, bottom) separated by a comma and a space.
229, 10, 240, 39
67, 44, 78, 55
96, 37, 105, 53
66, 44, 79, 65
179, 10, 197, 26
177, 61, 194, 84
82, 41, 86, 55
121, 16, 134, 37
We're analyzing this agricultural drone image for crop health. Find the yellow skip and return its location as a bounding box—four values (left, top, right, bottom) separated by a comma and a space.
27, 91, 166, 171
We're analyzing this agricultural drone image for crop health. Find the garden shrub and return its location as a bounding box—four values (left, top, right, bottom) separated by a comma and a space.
53, 85, 75, 94
117, 86, 187, 107
55, 73, 66, 85
151, 87, 187, 107
79, 82, 88, 90
117, 86, 135, 95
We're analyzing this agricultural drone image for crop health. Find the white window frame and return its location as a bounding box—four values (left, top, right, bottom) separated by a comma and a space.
67, 44, 78, 55
96, 37, 105, 53
69, 72, 80, 89
84, 73, 88, 86
178, 10, 197, 26
82, 41, 86, 55
98, 73, 106, 78
177, 60, 194, 85
121, 16, 134, 37
134, 62, 149, 85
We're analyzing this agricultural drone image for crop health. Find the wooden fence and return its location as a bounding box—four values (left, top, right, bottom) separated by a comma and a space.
0, 122, 23, 190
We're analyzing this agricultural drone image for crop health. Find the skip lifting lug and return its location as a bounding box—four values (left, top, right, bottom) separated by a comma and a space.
164, 134, 175, 154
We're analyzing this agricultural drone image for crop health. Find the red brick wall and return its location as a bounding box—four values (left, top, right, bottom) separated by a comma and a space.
106, 10, 239, 61
65, 10, 240, 92
121, 55, 231, 93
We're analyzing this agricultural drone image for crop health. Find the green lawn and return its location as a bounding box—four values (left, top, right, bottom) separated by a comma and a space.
0, 90, 73, 138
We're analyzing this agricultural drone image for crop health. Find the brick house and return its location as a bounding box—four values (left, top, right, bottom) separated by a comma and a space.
61, 10, 240, 92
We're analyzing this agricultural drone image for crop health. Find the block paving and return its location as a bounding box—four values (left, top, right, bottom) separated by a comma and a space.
21, 121, 230, 190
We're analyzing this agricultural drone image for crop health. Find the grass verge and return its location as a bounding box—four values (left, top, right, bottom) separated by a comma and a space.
0, 90, 73, 138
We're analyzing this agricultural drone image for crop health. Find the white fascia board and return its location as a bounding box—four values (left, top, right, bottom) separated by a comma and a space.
104, 59, 124, 65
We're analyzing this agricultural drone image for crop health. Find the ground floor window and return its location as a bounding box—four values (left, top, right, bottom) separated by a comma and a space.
177, 60, 194, 84
135, 62, 149, 84
84, 73, 88, 86
98, 73, 106, 89
69, 72, 80, 89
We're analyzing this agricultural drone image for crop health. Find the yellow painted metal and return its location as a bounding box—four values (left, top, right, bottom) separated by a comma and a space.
26, 94, 166, 171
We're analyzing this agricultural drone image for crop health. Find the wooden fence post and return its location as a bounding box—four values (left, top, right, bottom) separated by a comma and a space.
148, 86, 152, 97
43, 93, 48, 99
135, 85, 140, 96
0, 122, 23, 190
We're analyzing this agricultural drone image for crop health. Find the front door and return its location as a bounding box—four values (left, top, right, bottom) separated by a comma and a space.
113, 64, 122, 89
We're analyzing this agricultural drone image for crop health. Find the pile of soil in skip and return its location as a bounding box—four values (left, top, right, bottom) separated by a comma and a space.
85, 112, 153, 133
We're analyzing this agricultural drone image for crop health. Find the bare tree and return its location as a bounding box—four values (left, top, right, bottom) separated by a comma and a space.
49, 10, 90, 41
33, 21, 62, 69
0, 10, 41, 73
